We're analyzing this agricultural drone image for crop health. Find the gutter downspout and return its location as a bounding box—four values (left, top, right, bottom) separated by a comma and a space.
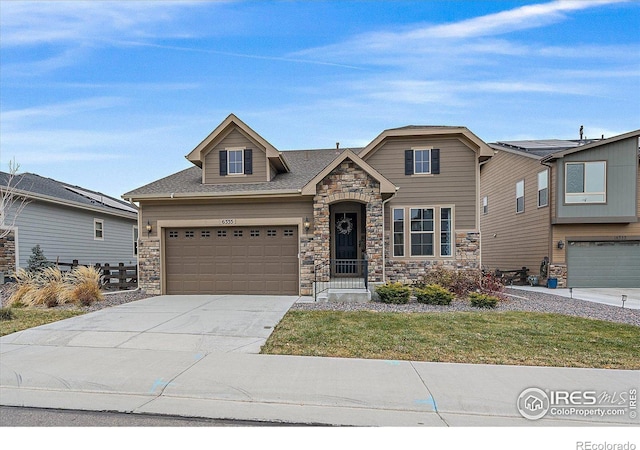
381, 188, 399, 283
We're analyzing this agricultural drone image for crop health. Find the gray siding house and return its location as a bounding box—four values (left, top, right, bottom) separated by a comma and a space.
480, 130, 640, 288
0, 172, 138, 276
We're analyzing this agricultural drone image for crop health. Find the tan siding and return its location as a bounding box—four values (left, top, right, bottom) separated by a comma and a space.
365, 137, 478, 230
141, 198, 313, 238
552, 223, 640, 264
480, 151, 550, 274
203, 128, 267, 183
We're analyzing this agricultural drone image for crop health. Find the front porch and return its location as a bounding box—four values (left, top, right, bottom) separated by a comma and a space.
313, 259, 370, 302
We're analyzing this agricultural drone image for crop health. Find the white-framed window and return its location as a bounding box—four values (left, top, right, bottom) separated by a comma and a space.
565, 161, 606, 203
482, 196, 488, 215
133, 226, 138, 256
410, 208, 434, 256
228, 149, 244, 175
538, 170, 549, 207
516, 180, 525, 213
94, 219, 104, 240
414, 149, 431, 174
392, 208, 404, 257
440, 207, 452, 257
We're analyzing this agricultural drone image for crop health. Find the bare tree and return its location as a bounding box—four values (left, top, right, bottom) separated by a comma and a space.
1, 159, 30, 238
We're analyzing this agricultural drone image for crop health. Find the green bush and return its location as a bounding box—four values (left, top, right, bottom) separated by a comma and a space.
0, 307, 14, 321
416, 267, 480, 296
469, 292, 499, 309
375, 282, 411, 304
414, 284, 454, 305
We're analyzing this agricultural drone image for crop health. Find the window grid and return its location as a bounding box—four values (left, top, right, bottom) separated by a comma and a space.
185, 231, 195, 238
393, 208, 404, 257
227, 149, 244, 175
267, 229, 277, 237
217, 230, 227, 238
201, 230, 211, 238
410, 208, 434, 256
414, 149, 431, 174
482, 196, 488, 215
169, 231, 179, 238
94, 219, 104, 240
283, 229, 294, 237
440, 208, 452, 257
233, 230, 243, 237
250, 229, 260, 237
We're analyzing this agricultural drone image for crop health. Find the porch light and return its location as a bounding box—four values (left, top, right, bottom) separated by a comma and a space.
304, 217, 310, 233
557, 240, 564, 250
146, 221, 152, 236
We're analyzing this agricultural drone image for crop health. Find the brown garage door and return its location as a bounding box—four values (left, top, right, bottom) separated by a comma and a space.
164, 226, 299, 295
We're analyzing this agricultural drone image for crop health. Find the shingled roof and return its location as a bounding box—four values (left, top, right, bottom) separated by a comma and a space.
123, 147, 353, 199
0, 172, 137, 217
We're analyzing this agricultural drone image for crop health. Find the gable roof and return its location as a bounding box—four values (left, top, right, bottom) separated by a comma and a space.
359, 125, 494, 161
123, 148, 348, 200
300, 149, 397, 196
541, 129, 640, 162
0, 172, 137, 219
185, 113, 290, 172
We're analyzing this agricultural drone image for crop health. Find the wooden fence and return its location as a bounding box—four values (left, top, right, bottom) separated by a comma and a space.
57, 259, 137, 291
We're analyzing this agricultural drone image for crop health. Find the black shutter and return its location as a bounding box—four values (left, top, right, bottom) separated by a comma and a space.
404, 150, 414, 175
244, 149, 253, 175
431, 149, 440, 174
219, 151, 227, 176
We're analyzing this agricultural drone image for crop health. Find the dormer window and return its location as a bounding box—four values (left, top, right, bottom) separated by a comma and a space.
405, 148, 440, 175
219, 148, 253, 176
228, 149, 244, 175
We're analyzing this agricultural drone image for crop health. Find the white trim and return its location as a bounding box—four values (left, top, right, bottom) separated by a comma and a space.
439, 206, 454, 257
94, 218, 104, 241
537, 169, 549, 208
564, 161, 607, 204
227, 148, 244, 175
392, 207, 405, 257
133, 225, 139, 257
413, 148, 432, 175
516, 179, 525, 214
482, 196, 488, 215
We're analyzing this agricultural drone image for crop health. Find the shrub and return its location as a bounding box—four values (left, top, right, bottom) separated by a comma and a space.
0, 307, 14, 321
416, 267, 480, 296
8, 269, 40, 306
414, 284, 454, 305
26, 245, 54, 272
375, 282, 411, 304
67, 266, 103, 306
469, 292, 499, 309
479, 273, 506, 300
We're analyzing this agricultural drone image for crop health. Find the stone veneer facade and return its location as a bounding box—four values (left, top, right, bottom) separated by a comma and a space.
384, 231, 481, 284
138, 237, 161, 294
138, 158, 481, 296
0, 230, 16, 278
548, 263, 567, 288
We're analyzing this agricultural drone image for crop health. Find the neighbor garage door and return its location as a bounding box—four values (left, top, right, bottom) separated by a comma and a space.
567, 240, 640, 288
164, 226, 299, 295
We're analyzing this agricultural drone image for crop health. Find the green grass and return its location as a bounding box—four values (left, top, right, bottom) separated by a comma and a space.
261, 310, 640, 369
0, 307, 85, 336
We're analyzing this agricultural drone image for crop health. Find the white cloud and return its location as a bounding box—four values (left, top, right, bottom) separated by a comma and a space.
2, 97, 126, 123
0, 1, 214, 47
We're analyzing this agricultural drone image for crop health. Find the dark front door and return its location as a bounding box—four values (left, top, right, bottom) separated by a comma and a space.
334, 212, 358, 275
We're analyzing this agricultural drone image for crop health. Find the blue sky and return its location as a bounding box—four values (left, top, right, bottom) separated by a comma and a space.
1, 0, 639, 199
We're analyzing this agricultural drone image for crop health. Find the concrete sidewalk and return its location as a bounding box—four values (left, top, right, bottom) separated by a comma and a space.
510, 286, 640, 310
1, 295, 638, 426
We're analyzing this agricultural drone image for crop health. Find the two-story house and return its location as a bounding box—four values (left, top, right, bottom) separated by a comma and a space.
480, 130, 640, 288
124, 114, 493, 296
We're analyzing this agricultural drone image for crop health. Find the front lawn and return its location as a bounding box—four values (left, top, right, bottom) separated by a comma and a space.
0, 308, 84, 337
261, 310, 640, 369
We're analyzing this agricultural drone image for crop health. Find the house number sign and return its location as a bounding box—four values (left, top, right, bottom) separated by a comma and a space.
221, 219, 236, 225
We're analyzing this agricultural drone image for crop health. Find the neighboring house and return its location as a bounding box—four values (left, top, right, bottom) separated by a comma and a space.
124, 114, 493, 296
0, 172, 138, 277
480, 130, 640, 288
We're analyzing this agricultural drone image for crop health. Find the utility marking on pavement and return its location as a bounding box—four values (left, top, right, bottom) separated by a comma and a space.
384, 360, 401, 366
414, 396, 437, 411
149, 378, 172, 394
194, 353, 205, 360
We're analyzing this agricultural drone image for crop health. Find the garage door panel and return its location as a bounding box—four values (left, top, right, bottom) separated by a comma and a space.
567, 241, 640, 288
165, 226, 299, 295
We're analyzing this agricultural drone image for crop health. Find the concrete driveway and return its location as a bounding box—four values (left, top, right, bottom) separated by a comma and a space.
1, 294, 638, 426
1, 295, 299, 354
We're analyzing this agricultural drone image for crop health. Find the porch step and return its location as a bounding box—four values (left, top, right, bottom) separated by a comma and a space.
317, 289, 371, 303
